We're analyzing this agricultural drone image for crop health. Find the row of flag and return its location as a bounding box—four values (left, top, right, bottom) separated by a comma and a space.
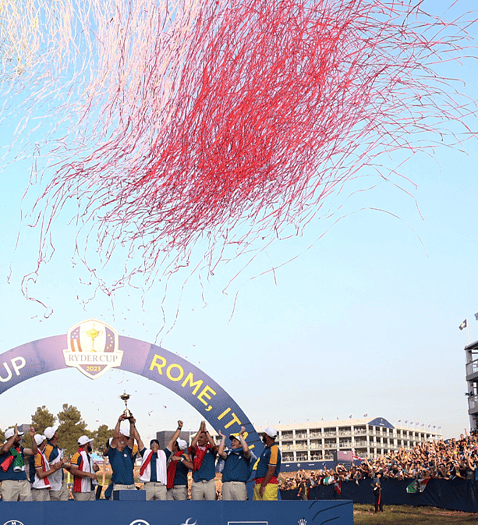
459, 314, 478, 331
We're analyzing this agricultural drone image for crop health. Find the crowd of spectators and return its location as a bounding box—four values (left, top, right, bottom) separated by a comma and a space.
278, 429, 478, 492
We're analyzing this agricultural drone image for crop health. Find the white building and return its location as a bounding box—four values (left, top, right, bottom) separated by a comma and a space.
273, 417, 442, 464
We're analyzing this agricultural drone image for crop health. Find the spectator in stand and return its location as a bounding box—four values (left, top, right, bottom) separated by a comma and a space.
278, 428, 478, 492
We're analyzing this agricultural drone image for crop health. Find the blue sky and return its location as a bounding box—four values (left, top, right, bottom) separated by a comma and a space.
0, 0, 477, 443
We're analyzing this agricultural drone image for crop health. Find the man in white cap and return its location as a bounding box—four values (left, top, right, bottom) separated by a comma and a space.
31, 434, 66, 501
43, 425, 70, 501
108, 414, 138, 492
253, 426, 281, 501
218, 426, 252, 500
167, 437, 193, 500
0, 425, 36, 501
137, 420, 186, 500
70, 435, 99, 501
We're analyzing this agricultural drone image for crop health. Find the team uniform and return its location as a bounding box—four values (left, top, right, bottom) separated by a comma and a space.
71, 449, 97, 501
190, 445, 217, 500
0, 445, 31, 501
221, 448, 252, 500
31, 449, 52, 501
166, 450, 191, 501
108, 446, 136, 491
253, 442, 281, 501
43, 442, 68, 501
139, 447, 171, 500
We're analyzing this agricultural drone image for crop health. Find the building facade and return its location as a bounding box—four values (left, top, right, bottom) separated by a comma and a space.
465, 340, 478, 431
274, 417, 442, 464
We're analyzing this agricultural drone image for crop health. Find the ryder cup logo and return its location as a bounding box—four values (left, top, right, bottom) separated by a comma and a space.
63, 319, 123, 379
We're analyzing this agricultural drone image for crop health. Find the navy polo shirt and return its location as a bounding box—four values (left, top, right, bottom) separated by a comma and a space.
0, 446, 27, 481
255, 443, 281, 479
191, 447, 217, 482
173, 452, 190, 486
108, 446, 135, 485
140, 448, 171, 482
222, 449, 251, 482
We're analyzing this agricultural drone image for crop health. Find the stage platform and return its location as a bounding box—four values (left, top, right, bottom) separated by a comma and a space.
0, 500, 354, 525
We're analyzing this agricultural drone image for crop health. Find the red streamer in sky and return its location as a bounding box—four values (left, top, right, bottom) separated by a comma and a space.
22, 0, 475, 296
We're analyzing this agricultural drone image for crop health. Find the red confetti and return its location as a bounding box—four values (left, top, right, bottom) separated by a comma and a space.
24, 0, 476, 296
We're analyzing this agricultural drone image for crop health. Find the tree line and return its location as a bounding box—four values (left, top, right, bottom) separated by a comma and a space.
0, 405, 113, 457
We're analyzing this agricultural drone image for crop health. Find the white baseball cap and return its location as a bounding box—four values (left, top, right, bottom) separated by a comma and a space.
34, 434, 47, 446
120, 426, 130, 438
44, 426, 58, 440
263, 426, 278, 439
177, 439, 188, 450
78, 435, 92, 446
4, 428, 24, 440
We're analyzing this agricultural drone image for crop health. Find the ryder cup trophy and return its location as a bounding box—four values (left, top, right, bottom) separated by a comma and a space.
120, 391, 133, 419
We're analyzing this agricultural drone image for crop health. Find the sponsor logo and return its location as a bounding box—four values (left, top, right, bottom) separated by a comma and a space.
63, 319, 123, 379
3, 521, 25, 525
129, 521, 150, 525
181, 520, 198, 525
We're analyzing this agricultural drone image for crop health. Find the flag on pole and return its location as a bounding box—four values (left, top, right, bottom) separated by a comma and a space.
459, 319, 468, 330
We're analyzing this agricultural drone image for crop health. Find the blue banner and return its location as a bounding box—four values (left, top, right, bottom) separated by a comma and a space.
0, 500, 353, 525
0, 319, 263, 453
281, 478, 478, 513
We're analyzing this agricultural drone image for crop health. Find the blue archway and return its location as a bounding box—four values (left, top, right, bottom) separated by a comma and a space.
0, 319, 263, 454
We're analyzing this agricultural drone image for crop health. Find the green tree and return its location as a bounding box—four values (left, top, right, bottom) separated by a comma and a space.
31, 405, 56, 434
0, 428, 5, 443
57, 404, 89, 457
93, 424, 113, 453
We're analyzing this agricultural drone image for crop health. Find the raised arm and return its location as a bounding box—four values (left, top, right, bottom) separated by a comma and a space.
167, 420, 184, 451
0, 425, 17, 454
111, 414, 127, 448
191, 421, 205, 450
128, 417, 136, 449
23, 426, 37, 457
205, 428, 218, 452
133, 419, 144, 452
218, 430, 227, 460
237, 427, 251, 458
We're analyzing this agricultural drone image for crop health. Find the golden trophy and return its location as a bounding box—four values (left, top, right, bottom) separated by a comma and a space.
120, 392, 133, 419
85, 326, 101, 352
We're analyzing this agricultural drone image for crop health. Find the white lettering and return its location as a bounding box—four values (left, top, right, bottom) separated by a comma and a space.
11, 356, 26, 376
0, 362, 12, 383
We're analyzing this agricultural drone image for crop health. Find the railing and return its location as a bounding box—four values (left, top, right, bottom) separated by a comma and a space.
468, 394, 478, 410
467, 358, 478, 376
